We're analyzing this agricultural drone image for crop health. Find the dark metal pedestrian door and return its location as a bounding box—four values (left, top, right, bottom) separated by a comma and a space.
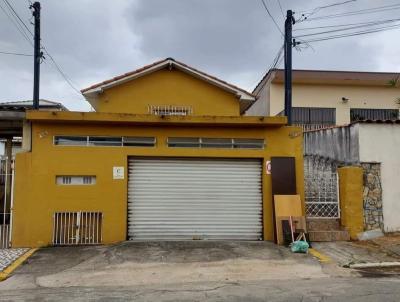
128, 158, 263, 240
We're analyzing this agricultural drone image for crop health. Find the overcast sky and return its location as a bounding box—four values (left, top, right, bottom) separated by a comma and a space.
1, 0, 400, 111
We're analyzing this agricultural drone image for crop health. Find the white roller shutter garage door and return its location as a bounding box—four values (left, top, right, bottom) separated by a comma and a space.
128, 158, 262, 240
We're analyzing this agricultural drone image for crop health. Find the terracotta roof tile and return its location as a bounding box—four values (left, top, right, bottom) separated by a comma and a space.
81, 58, 255, 98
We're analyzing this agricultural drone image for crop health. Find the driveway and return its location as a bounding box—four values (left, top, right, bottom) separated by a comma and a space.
0, 241, 400, 301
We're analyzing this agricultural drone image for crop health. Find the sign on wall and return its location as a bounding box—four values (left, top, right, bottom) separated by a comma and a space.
266, 161, 271, 175
113, 166, 125, 179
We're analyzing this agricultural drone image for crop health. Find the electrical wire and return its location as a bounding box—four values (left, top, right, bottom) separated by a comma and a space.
299, 23, 400, 44
295, 19, 400, 38
41, 48, 82, 95
269, 45, 284, 70
1, 0, 83, 97
0, 1, 33, 46
294, 18, 400, 31
276, 0, 285, 19
3, 0, 33, 36
260, 0, 284, 37
0, 50, 33, 56
300, 0, 356, 16
304, 4, 400, 21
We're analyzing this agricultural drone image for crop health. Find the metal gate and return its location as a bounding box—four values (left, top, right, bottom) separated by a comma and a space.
0, 156, 14, 248
304, 156, 340, 218
52, 212, 103, 246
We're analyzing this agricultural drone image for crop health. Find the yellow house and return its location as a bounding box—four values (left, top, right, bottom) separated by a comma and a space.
12, 58, 304, 247
246, 69, 400, 129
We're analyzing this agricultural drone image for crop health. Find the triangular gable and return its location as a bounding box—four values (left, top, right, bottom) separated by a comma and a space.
81, 58, 256, 112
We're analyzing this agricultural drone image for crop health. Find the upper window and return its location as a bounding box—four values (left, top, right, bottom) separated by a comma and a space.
292, 107, 336, 126
167, 137, 265, 149
350, 108, 399, 121
54, 136, 156, 147
148, 105, 192, 116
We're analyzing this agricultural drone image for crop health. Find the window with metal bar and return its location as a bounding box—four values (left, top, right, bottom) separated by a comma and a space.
277, 107, 336, 125
88, 136, 122, 146
201, 138, 232, 148
54, 136, 156, 147
167, 137, 265, 149
233, 138, 265, 149
149, 105, 192, 116
350, 108, 399, 121
167, 137, 200, 148
54, 136, 87, 146
123, 137, 156, 147
56, 176, 96, 185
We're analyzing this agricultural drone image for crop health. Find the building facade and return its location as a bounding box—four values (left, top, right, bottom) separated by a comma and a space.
246, 69, 400, 129
11, 58, 304, 247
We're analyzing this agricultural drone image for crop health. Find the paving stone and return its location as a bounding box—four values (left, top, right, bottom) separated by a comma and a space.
0, 248, 29, 272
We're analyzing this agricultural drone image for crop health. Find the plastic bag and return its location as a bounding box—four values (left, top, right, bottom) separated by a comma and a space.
290, 240, 309, 253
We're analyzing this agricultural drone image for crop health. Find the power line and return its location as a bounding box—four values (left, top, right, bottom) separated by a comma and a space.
276, 0, 285, 19
300, 23, 400, 43
300, 0, 356, 15
0, 50, 33, 56
42, 48, 82, 95
267, 44, 284, 72
295, 19, 400, 38
3, 0, 33, 36
1, 0, 83, 97
0, 1, 33, 46
294, 17, 400, 31
304, 4, 400, 21
260, 0, 284, 37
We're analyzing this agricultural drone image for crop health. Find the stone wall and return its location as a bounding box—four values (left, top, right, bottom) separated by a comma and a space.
362, 163, 383, 231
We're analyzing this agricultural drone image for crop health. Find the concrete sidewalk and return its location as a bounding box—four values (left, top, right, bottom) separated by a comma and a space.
312, 239, 400, 267
1, 241, 399, 301
0, 241, 327, 290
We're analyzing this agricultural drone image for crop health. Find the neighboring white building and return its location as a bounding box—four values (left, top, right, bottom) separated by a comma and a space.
304, 121, 400, 232
247, 69, 400, 129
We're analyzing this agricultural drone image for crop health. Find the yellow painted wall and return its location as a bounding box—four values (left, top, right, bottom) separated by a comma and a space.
338, 166, 364, 240
90, 68, 241, 116
12, 122, 304, 247
270, 83, 400, 124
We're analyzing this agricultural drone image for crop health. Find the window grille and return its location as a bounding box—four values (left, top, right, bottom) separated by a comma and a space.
53, 212, 103, 245
167, 137, 265, 149
88, 136, 122, 146
54, 136, 87, 146
122, 137, 156, 147
54, 136, 156, 147
278, 107, 336, 127
56, 176, 96, 185
148, 105, 193, 116
350, 108, 399, 121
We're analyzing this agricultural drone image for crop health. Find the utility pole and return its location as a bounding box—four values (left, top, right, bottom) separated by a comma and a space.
32, 2, 41, 110
284, 10, 295, 125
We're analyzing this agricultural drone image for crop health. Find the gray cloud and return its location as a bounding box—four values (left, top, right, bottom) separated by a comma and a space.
1, 0, 400, 111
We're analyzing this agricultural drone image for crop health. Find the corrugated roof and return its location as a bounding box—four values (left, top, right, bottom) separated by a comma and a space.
0, 99, 67, 111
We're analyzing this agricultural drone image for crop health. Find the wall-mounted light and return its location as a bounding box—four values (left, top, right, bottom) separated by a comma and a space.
341, 97, 349, 104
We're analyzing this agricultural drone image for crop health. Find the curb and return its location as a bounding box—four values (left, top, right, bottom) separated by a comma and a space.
0, 248, 38, 282
348, 262, 400, 269
308, 248, 332, 263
